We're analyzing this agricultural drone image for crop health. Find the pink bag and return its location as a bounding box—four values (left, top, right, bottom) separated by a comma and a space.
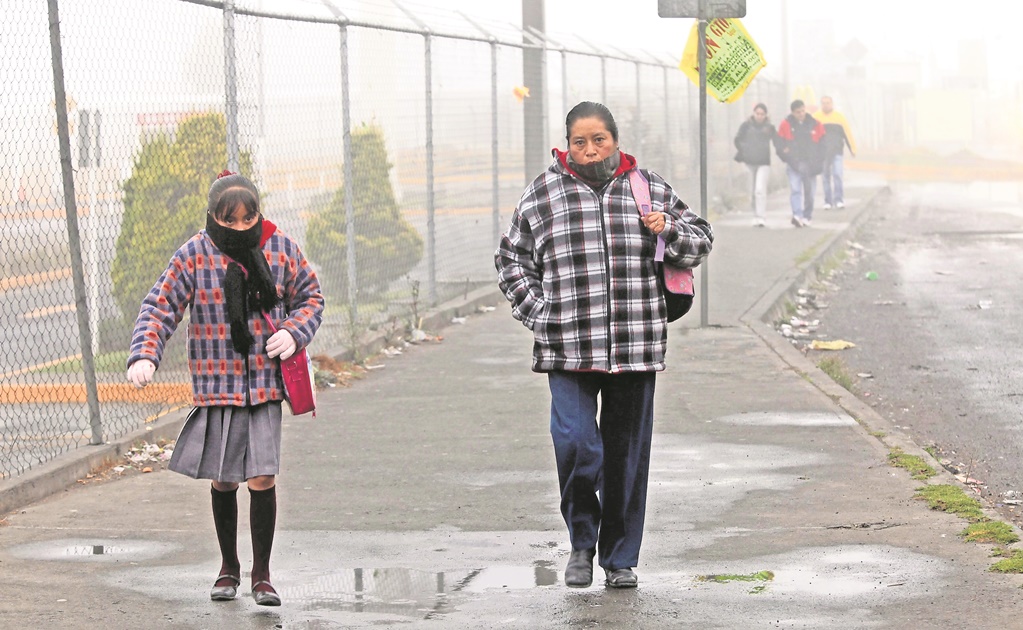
263, 314, 316, 417
628, 169, 694, 321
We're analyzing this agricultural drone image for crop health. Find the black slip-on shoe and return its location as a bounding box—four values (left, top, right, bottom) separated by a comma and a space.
564, 548, 596, 588
604, 568, 639, 589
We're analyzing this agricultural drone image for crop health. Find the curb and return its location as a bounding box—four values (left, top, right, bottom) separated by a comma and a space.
739, 186, 890, 326
0, 407, 190, 517
740, 187, 1018, 529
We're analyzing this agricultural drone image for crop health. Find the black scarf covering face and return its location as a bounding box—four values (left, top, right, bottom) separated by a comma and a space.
205, 214, 281, 354
568, 151, 621, 188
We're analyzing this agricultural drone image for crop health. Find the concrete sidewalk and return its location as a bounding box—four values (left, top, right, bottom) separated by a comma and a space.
1, 183, 1021, 629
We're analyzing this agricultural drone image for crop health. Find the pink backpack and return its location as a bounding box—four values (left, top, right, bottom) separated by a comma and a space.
263, 314, 317, 417
628, 169, 694, 321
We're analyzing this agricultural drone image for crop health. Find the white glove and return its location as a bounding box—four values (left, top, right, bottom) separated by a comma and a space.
127, 359, 156, 389
266, 329, 297, 360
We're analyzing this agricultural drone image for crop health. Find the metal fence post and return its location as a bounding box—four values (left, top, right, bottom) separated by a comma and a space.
491, 41, 500, 246
394, 1, 436, 304
698, 15, 709, 327
600, 56, 607, 104
223, 0, 240, 172
561, 50, 568, 120
663, 65, 672, 179
321, 1, 358, 318
634, 61, 642, 157
47, 0, 103, 445
424, 34, 436, 304
340, 25, 357, 317
458, 12, 501, 247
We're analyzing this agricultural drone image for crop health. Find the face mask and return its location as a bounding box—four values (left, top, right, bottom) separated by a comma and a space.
569, 151, 621, 183
206, 213, 262, 258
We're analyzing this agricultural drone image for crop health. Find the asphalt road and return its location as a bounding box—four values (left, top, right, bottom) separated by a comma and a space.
797, 180, 1023, 527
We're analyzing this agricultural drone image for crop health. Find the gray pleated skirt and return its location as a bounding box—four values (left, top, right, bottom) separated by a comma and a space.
168, 402, 283, 483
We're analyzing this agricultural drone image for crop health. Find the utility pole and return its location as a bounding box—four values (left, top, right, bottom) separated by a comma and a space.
657, 0, 746, 327
522, 0, 546, 182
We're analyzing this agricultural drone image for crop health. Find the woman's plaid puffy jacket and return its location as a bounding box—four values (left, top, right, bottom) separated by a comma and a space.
495, 151, 713, 373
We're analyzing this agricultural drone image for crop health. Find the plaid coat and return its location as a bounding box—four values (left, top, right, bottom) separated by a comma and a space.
128, 226, 324, 407
495, 151, 713, 373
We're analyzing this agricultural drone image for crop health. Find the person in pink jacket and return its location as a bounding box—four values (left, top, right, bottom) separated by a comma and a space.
127, 171, 323, 606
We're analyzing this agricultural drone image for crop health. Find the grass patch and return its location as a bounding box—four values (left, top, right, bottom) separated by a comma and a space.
923, 445, 940, 459
888, 448, 936, 480
794, 248, 817, 266
818, 248, 849, 276
794, 234, 833, 266
869, 430, 887, 439
817, 355, 855, 391
697, 570, 775, 584
915, 484, 986, 522
962, 521, 1020, 545
35, 350, 130, 374
990, 550, 1023, 573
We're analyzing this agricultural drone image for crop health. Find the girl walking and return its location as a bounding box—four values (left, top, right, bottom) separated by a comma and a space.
126, 171, 324, 606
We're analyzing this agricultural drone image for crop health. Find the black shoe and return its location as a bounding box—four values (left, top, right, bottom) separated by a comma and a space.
564, 548, 596, 588
252, 580, 281, 606
210, 574, 239, 601
604, 568, 638, 588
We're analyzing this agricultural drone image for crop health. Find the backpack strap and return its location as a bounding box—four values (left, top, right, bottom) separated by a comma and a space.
627, 168, 665, 262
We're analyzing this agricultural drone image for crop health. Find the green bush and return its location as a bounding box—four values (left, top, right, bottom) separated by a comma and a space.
306, 124, 424, 306
112, 112, 251, 325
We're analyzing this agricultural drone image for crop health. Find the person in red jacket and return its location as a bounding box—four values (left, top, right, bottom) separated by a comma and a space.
776, 99, 825, 227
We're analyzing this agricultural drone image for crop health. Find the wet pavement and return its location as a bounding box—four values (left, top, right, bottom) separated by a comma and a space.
790, 180, 1023, 532
2, 179, 1022, 628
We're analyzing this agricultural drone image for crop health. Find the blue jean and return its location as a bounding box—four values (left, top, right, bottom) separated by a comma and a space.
786, 165, 817, 220
822, 154, 844, 205
548, 370, 656, 571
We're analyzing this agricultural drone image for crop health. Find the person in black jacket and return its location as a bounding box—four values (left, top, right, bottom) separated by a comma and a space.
733, 103, 776, 227
775, 99, 826, 227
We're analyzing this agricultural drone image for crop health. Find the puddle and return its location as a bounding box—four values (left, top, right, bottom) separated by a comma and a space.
283, 562, 560, 614
111, 560, 561, 619
8, 538, 179, 562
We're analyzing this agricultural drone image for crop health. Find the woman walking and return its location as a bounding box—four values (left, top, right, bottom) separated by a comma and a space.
495, 102, 713, 589
126, 171, 323, 606
733, 102, 776, 227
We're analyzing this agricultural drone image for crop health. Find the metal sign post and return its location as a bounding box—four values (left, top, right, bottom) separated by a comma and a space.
658, 0, 745, 327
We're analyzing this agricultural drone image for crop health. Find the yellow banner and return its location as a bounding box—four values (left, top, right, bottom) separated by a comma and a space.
679, 18, 766, 103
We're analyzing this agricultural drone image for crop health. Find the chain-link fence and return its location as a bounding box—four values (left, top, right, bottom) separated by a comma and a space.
1, 0, 790, 480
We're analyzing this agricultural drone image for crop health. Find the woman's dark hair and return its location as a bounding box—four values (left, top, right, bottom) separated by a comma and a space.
565, 101, 618, 142
753, 102, 768, 114
207, 172, 260, 221
210, 186, 259, 222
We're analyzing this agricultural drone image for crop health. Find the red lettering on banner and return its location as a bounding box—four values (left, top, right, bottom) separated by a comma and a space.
705, 37, 721, 60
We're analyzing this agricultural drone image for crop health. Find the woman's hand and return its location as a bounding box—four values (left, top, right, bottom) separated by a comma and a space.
266, 329, 297, 360
642, 211, 668, 235
126, 359, 156, 389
